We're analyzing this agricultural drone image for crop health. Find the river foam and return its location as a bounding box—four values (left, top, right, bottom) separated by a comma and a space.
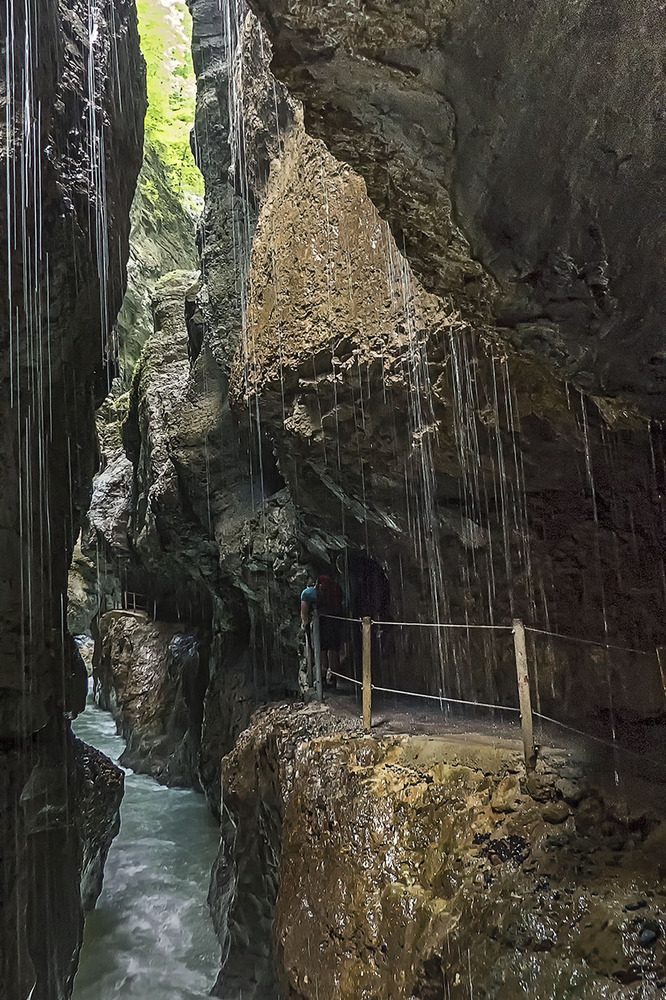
72, 690, 221, 999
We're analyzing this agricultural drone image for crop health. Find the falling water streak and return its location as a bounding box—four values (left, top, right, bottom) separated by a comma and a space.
577, 392, 624, 781
5, 0, 119, 771
222, 0, 280, 522
86, 0, 113, 378
384, 231, 453, 694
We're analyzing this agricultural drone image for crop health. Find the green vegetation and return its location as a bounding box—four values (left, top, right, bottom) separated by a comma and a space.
136, 0, 203, 203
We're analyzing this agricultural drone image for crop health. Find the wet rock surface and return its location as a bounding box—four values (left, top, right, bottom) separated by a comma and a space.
0, 0, 145, 737
116, 142, 198, 383
81, 261, 305, 802
213, 703, 666, 999
75, 740, 125, 914
247, 0, 666, 418
229, 13, 666, 726
210, 702, 358, 999
52, 4, 666, 997
0, 0, 144, 995
79, 2, 666, 853
0, 729, 123, 1000
77, 4, 307, 813
96, 610, 209, 786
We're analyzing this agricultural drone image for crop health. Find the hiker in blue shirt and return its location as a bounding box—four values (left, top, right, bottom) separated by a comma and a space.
300, 578, 319, 625
300, 571, 343, 684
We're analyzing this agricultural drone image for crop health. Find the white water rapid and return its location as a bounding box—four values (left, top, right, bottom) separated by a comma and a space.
71, 689, 221, 999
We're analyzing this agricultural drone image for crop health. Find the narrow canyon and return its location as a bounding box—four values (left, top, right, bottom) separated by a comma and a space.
1, 1, 666, 998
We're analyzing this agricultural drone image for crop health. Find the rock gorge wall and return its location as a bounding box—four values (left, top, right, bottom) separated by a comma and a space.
95, 610, 209, 785
0, 0, 145, 995
246, 0, 666, 418
210, 703, 358, 998
218, 704, 666, 1000
229, 0, 666, 726
63, 2, 666, 997
115, 142, 198, 383
75, 2, 315, 811
87, 0, 666, 805
80, 260, 303, 809
200, 6, 666, 992
1, 0, 144, 733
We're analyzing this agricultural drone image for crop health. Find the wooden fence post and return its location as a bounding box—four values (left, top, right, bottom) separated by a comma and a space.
513, 618, 537, 772
312, 609, 323, 702
362, 617, 372, 732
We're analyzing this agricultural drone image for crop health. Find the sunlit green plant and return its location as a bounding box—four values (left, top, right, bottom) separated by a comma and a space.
136, 0, 203, 203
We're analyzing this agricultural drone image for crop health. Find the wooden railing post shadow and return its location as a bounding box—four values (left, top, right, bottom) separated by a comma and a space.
362, 616, 372, 732
512, 618, 537, 773
312, 608, 323, 702
304, 620, 314, 690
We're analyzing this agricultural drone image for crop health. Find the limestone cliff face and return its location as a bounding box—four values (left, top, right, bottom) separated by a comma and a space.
2, 733, 125, 1000
74, 1, 305, 808
79, 265, 303, 807
95, 610, 209, 785
57, 5, 666, 997
0, 0, 145, 736
0, 1, 144, 996
209, 5, 666, 727
210, 703, 358, 999
168, 14, 666, 987
75, 740, 124, 915
85, 0, 666, 821
247, 0, 666, 419
116, 143, 198, 382
216, 705, 666, 1000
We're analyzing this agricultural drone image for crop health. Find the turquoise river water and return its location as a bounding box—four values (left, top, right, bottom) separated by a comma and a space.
72, 690, 221, 999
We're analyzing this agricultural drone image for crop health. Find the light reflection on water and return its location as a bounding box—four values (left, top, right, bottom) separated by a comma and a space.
72, 691, 221, 999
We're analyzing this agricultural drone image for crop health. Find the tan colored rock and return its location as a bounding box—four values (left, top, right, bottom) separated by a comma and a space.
213, 705, 666, 1000
542, 800, 571, 825
556, 777, 586, 805
491, 774, 522, 813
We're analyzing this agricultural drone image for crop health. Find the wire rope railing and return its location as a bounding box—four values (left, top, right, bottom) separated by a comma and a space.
309, 610, 666, 775
525, 625, 651, 658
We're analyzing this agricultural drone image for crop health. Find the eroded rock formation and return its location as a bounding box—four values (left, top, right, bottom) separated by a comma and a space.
116, 143, 198, 382
59, 2, 666, 995
216, 703, 666, 1000
210, 703, 358, 999
0, 0, 144, 995
72, 3, 305, 809
96, 610, 209, 785
247, 0, 666, 417
2, 731, 125, 1000
181, 1, 665, 735
79, 263, 303, 805
0, 0, 144, 734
